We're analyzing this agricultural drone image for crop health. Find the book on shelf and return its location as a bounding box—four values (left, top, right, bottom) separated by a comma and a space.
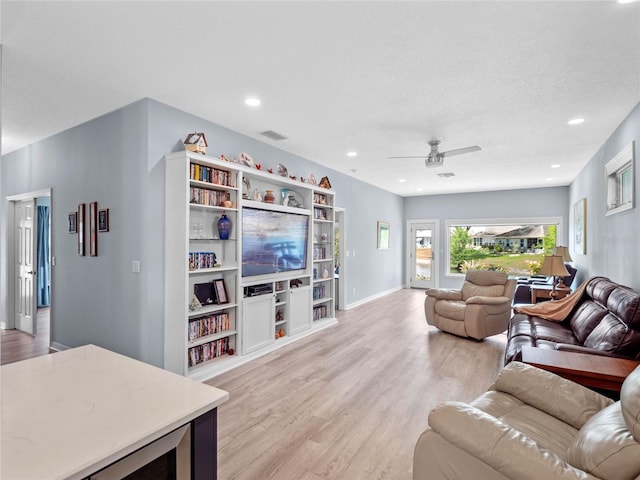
190, 187, 231, 207
190, 162, 234, 187
188, 337, 230, 367
188, 312, 231, 341
313, 305, 328, 320
188, 252, 218, 270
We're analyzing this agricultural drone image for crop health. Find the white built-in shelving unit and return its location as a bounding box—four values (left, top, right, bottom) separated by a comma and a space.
164, 151, 336, 380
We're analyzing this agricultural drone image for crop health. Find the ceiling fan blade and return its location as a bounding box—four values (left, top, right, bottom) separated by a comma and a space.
388, 156, 428, 159
440, 146, 481, 158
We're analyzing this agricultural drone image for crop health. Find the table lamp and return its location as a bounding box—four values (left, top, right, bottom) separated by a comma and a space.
554, 246, 573, 288
539, 255, 570, 299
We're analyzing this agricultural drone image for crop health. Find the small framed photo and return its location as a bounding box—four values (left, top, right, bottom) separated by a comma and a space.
98, 208, 110, 232
78, 203, 86, 256
68, 212, 77, 234
89, 202, 98, 256
214, 279, 229, 304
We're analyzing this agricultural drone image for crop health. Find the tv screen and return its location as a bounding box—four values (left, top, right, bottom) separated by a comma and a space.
242, 207, 309, 277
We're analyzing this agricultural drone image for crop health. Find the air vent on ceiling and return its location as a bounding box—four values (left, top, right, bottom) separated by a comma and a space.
260, 130, 288, 141
437, 172, 455, 178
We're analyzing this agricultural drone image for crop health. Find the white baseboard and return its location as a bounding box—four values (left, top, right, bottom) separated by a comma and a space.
345, 285, 404, 310
50, 341, 71, 352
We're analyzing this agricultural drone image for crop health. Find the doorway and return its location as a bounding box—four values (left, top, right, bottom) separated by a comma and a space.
406, 220, 439, 289
335, 208, 346, 310
2, 188, 52, 364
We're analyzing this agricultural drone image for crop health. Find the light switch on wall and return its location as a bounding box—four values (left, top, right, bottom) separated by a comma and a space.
132, 260, 141, 273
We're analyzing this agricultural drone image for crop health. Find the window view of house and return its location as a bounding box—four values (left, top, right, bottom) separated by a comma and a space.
448, 224, 557, 276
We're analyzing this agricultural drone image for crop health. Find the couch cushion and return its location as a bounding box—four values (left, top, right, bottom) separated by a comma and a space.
567, 402, 640, 480
621, 365, 640, 442
434, 300, 466, 321
569, 300, 608, 344
583, 313, 628, 352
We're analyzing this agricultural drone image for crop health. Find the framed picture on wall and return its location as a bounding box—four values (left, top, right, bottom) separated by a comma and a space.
574, 198, 587, 255
78, 203, 86, 256
98, 208, 109, 232
68, 212, 77, 234
89, 202, 98, 256
377, 221, 390, 250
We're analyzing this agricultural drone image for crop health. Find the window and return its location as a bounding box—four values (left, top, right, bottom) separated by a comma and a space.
606, 142, 635, 216
445, 217, 562, 276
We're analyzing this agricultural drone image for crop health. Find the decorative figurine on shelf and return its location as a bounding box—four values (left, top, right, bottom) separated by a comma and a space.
253, 189, 262, 202
183, 132, 208, 154
217, 214, 232, 240
239, 152, 255, 168
219, 154, 229, 162
319, 176, 332, 189
290, 279, 303, 288
322, 265, 330, 279
264, 190, 275, 204
189, 294, 203, 311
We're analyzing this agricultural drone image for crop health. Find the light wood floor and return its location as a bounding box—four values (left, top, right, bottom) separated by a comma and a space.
209, 288, 507, 480
1, 308, 51, 365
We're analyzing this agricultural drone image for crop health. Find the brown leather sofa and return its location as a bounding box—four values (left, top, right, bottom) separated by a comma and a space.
506, 276, 640, 364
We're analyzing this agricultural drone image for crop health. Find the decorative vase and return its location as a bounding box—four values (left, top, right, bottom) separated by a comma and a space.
264, 190, 275, 204
217, 214, 231, 240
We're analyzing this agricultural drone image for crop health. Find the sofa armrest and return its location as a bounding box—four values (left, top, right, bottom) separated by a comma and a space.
491, 362, 613, 429
554, 344, 633, 359
466, 295, 511, 305
425, 288, 462, 301
428, 402, 598, 480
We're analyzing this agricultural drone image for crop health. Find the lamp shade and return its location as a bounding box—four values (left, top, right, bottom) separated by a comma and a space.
539, 255, 571, 277
554, 246, 573, 263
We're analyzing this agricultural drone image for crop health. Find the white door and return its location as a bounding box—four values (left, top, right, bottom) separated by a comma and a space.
408, 222, 437, 289
15, 200, 38, 335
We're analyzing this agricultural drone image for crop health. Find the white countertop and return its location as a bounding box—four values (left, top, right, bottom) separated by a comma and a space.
1, 344, 229, 480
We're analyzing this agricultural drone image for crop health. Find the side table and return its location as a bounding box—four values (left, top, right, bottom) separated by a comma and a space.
520, 346, 639, 394
530, 284, 571, 303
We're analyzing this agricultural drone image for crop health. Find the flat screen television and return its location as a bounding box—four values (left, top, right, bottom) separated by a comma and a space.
242, 207, 309, 277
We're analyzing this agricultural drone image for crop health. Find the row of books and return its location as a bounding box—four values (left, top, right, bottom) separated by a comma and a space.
313, 305, 328, 321
313, 247, 327, 260
313, 193, 328, 205
188, 252, 217, 270
190, 163, 234, 187
190, 187, 231, 207
188, 312, 231, 341
188, 337, 231, 367
313, 285, 327, 300
313, 208, 328, 220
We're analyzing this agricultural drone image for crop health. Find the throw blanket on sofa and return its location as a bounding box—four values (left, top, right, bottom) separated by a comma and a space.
513, 277, 604, 321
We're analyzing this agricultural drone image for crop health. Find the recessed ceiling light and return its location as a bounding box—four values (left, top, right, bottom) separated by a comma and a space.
417, 188, 423, 192
245, 97, 261, 107
551, 164, 561, 169
347, 151, 357, 157
618, 0, 637, 4
399, 179, 407, 183
546, 177, 554, 181
568, 118, 584, 125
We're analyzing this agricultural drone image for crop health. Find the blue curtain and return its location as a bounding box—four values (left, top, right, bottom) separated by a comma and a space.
37, 205, 51, 307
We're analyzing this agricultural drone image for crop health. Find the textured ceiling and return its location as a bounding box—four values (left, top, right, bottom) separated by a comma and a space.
2, 1, 640, 196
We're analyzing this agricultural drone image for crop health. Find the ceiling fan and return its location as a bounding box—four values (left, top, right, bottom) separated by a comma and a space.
390, 140, 481, 167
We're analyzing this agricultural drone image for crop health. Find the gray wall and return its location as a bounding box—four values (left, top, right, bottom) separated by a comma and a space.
569, 101, 640, 289
1, 98, 405, 366
404, 186, 570, 289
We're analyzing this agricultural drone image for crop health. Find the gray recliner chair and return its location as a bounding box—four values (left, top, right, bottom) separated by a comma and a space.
425, 270, 517, 340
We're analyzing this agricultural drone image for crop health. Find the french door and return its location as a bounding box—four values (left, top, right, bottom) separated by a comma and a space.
407, 221, 437, 289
